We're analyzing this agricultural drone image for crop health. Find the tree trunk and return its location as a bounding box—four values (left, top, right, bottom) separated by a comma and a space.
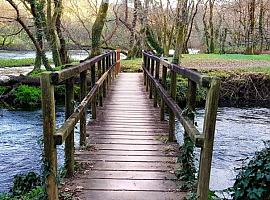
173, 0, 188, 64
6, 0, 52, 71
54, 0, 69, 64
90, 0, 109, 58
209, 0, 215, 53
246, 0, 256, 54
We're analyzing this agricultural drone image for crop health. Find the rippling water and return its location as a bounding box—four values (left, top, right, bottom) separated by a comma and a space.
175, 107, 269, 190
0, 107, 269, 192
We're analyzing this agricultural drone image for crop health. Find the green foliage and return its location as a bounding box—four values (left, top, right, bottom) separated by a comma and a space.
0, 172, 46, 200
176, 135, 196, 190
13, 85, 41, 108
0, 86, 8, 95
121, 58, 142, 72
145, 26, 164, 56
12, 172, 41, 196
183, 53, 270, 61
0, 58, 35, 68
231, 141, 270, 200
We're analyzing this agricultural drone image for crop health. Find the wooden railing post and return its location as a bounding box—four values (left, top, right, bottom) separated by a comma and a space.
149, 59, 155, 99
197, 78, 220, 200
80, 71, 87, 146
143, 54, 147, 86
169, 69, 177, 142
146, 57, 150, 92
102, 58, 107, 98
91, 64, 97, 119
160, 65, 167, 121
98, 60, 103, 107
154, 60, 160, 107
65, 77, 75, 177
41, 72, 58, 200
116, 49, 121, 74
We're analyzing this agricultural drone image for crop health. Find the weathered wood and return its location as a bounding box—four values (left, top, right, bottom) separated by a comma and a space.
143, 54, 147, 86
169, 70, 176, 142
65, 77, 75, 177
50, 52, 113, 84
97, 60, 103, 107
149, 59, 155, 99
91, 64, 97, 119
197, 78, 220, 200
80, 71, 87, 146
54, 65, 114, 145
64, 73, 184, 200
160, 66, 167, 121
143, 66, 204, 147
102, 58, 107, 98
142, 51, 210, 87
154, 60, 160, 107
146, 57, 150, 92
116, 49, 121, 74
40, 73, 58, 200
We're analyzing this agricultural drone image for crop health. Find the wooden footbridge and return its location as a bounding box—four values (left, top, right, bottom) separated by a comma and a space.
41, 50, 220, 200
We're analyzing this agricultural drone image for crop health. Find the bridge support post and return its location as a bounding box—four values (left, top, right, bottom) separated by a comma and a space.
41, 73, 59, 200
91, 64, 97, 119
154, 60, 160, 107
169, 70, 177, 142
65, 77, 75, 176
80, 71, 87, 146
116, 49, 121, 74
160, 66, 167, 121
102, 58, 107, 98
197, 78, 220, 200
149, 59, 155, 99
98, 60, 103, 107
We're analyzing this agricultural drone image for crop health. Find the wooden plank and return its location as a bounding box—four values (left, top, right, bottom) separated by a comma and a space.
63, 73, 184, 200
79, 170, 177, 180
79, 191, 185, 200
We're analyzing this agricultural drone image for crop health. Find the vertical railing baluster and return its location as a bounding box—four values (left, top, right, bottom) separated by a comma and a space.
65, 77, 75, 176
80, 71, 87, 146
91, 64, 97, 119
169, 69, 177, 142
149, 59, 155, 99
197, 78, 220, 200
160, 65, 167, 121
146, 57, 150, 92
98, 60, 103, 107
143, 53, 147, 86
154, 60, 160, 107
102, 58, 107, 98
41, 72, 58, 200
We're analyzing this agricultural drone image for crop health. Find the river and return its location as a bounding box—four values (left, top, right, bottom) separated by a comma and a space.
0, 107, 269, 193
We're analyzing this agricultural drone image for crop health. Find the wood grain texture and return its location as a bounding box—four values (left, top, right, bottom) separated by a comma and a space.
65, 73, 185, 200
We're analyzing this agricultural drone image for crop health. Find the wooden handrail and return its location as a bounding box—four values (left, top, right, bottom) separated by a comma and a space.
142, 51, 220, 200
143, 51, 211, 87
41, 50, 120, 200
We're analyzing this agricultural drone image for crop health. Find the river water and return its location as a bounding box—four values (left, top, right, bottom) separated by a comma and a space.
0, 107, 269, 193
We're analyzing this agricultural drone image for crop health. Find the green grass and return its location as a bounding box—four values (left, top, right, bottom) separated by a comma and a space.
0, 58, 35, 68
182, 53, 270, 61
121, 58, 142, 72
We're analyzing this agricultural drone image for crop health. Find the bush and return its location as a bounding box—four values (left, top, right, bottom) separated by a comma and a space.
0, 86, 8, 95
13, 85, 41, 108
231, 141, 270, 200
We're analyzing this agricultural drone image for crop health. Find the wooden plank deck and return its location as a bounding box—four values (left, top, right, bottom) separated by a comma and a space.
65, 73, 185, 200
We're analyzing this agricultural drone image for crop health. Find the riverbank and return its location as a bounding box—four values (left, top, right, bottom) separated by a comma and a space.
0, 54, 270, 109
121, 55, 270, 108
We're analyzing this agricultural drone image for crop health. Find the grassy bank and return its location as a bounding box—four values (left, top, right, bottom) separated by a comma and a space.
120, 54, 270, 107
0, 58, 35, 68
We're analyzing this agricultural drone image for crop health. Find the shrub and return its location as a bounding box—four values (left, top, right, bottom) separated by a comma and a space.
231, 141, 270, 200
13, 85, 41, 108
0, 86, 8, 95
